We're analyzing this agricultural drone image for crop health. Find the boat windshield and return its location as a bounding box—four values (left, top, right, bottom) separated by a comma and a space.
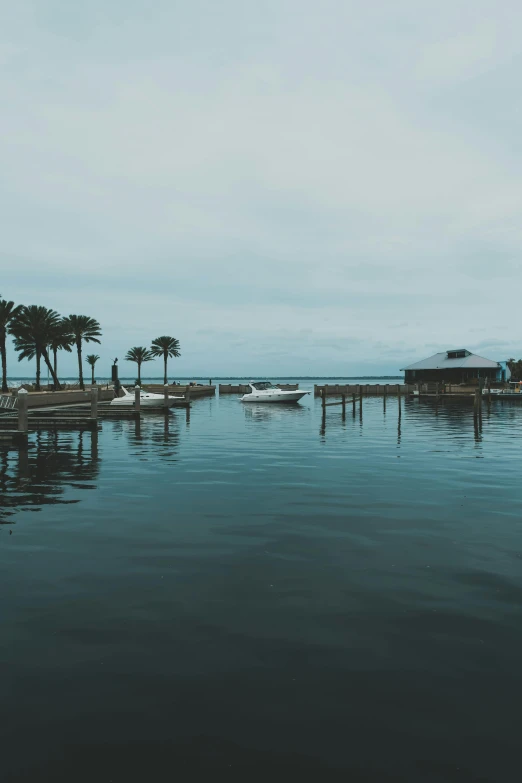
251, 382, 276, 390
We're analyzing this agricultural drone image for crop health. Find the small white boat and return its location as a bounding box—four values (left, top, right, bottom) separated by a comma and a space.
482, 381, 522, 398
110, 386, 184, 409
240, 381, 310, 403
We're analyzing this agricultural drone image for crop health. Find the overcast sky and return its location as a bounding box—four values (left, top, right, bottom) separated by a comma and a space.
2, 0, 521, 379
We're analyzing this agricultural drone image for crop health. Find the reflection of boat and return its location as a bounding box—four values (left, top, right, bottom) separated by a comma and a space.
240, 381, 310, 403
110, 386, 184, 409
482, 382, 522, 398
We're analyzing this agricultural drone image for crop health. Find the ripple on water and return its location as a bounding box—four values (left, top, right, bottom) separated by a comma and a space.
1, 392, 522, 780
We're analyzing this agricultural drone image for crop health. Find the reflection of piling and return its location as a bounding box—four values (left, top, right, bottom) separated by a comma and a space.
18, 444, 30, 480
91, 429, 99, 461
134, 385, 141, 412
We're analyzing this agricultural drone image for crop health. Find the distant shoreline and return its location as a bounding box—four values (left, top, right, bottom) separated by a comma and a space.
6, 375, 403, 381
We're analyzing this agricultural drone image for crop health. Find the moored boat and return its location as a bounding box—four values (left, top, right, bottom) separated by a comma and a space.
110, 386, 184, 409
240, 381, 310, 403
482, 382, 522, 398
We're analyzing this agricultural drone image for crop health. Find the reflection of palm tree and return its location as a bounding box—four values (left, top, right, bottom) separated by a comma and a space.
150, 336, 181, 384
0, 430, 101, 525
0, 296, 23, 393
125, 347, 154, 385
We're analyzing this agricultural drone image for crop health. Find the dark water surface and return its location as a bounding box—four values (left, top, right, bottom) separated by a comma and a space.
1, 389, 522, 781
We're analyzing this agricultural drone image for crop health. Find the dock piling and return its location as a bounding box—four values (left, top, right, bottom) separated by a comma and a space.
134, 385, 141, 412
17, 388, 28, 433
341, 394, 346, 418
90, 384, 98, 420
164, 383, 169, 409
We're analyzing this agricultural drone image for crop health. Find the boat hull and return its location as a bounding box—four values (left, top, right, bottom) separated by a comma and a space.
241, 391, 309, 403
110, 391, 184, 409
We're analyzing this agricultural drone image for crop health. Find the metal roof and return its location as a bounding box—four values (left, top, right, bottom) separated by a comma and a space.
401, 350, 501, 371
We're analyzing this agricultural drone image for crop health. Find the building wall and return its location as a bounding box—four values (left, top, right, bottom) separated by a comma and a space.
405, 368, 499, 384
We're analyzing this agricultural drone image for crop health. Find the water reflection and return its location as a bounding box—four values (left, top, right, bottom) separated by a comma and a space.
127, 412, 181, 461
243, 403, 307, 425
0, 430, 100, 525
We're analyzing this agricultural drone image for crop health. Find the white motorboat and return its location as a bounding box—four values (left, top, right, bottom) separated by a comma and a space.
110, 386, 184, 409
482, 381, 522, 399
240, 381, 310, 403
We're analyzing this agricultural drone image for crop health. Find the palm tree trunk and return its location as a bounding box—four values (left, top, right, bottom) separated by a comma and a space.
91, 365, 95, 384
164, 353, 168, 385
35, 350, 41, 391
53, 347, 58, 378
77, 339, 84, 390
137, 361, 141, 386
41, 347, 62, 390
1, 329, 7, 393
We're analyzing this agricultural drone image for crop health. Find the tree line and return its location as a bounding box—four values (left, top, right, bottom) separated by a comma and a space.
1, 295, 181, 392
0, 296, 102, 393
507, 359, 522, 381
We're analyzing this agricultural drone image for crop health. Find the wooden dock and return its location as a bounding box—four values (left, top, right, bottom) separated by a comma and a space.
315, 383, 409, 397
140, 384, 215, 397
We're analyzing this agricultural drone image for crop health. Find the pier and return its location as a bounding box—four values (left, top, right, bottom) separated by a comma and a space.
0, 384, 194, 442
315, 383, 409, 397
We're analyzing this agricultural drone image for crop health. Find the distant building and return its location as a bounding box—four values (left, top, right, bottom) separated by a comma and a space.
401, 349, 511, 385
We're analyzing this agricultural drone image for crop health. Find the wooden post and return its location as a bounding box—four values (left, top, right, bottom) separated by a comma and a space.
473, 388, 480, 413
185, 385, 192, 406
164, 383, 169, 409
341, 394, 346, 417
352, 393, 356, 416
384, 384, 387, 399
17, 388, 28, 433
322, 389, 326, 410
90, 384, 98, 420
134, 385, 141, 412
397, 384, 401, 399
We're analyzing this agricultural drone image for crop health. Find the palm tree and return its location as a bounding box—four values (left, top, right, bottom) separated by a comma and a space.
85, 354, 100, 385
125, 346, 154, 385
0, 297, 23, 393
9, 305, 62, 390
48, 318, 73, 380
64, 315, 102, 390
150, 336, 181, 384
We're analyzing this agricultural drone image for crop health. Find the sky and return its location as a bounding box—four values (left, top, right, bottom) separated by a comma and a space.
1, 0, 521, 379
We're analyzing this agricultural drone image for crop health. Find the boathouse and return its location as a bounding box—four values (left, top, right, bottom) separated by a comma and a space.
401, 349, 510, 385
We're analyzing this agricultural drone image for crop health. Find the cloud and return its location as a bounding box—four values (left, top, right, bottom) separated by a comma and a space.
2, 0, 522, 377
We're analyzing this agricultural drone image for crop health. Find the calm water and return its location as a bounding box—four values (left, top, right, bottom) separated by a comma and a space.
1, 386, 522, 781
